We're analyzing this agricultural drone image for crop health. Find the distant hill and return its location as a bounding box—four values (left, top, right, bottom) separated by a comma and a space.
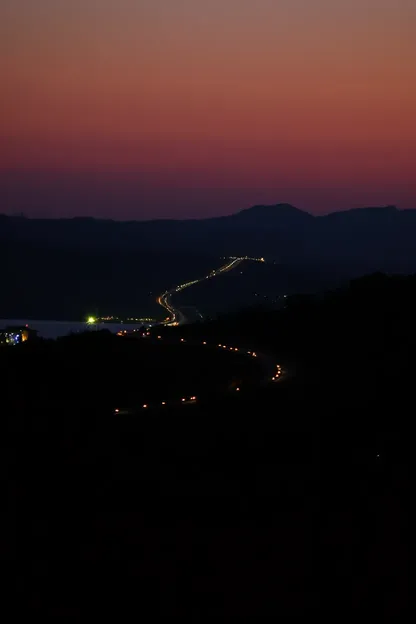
226, 202, 315, 227
2, 203, 416, 319
2, 203, 416, 273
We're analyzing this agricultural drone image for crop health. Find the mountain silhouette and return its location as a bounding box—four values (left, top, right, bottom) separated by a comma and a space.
1, 203, 416, 275
3, 203, 416, 320
225, 203, 314, 227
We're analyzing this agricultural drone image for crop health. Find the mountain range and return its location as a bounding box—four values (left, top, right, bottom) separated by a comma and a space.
2, 203, 416, 275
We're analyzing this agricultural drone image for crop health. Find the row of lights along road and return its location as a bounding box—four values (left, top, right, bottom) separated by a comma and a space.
113, 335, 282, 415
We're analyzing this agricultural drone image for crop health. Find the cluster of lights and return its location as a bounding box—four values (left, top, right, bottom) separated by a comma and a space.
271, 364, 283, 381
127, 317, 155, 322
117, 328, 152, 337
229, 256, 265, 263
88, 315, 156, 324
1, 324, 31, 347
0, 332, 22, 346
218, 344, 240, 352
175, 279, 199, 292
157, 255, 266, 325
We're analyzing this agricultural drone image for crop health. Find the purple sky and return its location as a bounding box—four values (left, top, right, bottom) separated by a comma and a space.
1, 0, 415, 219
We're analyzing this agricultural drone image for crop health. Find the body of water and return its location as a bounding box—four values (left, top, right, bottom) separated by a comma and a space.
0, 319, 149, 340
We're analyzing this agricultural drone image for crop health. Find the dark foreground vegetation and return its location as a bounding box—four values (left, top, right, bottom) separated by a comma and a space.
0, 330, 263, 412
1, 273, 409, 616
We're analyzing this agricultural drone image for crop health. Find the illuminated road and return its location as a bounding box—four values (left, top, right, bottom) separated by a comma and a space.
157, 256, 265, 326
113, 336, 284, 415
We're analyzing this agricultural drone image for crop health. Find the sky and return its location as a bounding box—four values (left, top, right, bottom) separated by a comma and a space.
1, 0, 415, 219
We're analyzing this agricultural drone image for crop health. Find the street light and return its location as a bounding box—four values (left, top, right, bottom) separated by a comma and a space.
86, 316, 98, 331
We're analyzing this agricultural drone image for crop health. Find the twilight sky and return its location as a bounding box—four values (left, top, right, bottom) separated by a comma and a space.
1, 0, 415, 219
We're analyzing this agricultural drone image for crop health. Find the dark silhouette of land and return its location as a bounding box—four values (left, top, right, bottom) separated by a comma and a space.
2, 273, 409, 616
2, 203, 416, 319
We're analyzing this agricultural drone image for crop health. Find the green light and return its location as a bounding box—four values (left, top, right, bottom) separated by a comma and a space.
87, 316, 96, 324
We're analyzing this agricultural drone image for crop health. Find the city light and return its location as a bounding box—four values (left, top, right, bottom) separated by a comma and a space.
87, 316, 96, 324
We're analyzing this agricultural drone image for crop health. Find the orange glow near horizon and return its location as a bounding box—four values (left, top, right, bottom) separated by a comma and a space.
1, 0, 416, 217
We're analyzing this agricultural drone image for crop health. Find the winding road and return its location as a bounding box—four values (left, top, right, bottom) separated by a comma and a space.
113, 336, 284, 415
157, 256, 264, 326
113, 255, 287, 415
